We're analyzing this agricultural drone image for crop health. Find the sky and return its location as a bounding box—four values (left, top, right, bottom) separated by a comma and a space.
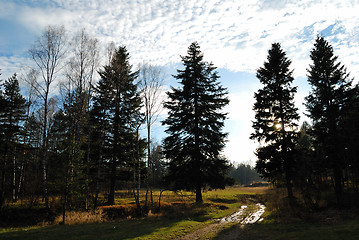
1, 0, 359, 165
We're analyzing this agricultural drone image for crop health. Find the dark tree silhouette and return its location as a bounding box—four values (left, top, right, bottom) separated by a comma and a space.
162, 42, 231, 203
251, 43, 299, 206
0, 74, 26, 210
305, 36, 353, 203
93, 46, 142, 205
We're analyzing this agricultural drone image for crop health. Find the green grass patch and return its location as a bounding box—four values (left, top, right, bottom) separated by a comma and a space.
0, 186, 266, 239
232, 219, 359, 240
0, 216, 211, 240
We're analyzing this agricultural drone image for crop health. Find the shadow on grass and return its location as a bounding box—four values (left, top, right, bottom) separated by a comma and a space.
214, 219, 359, 240
0, 204, 221, 240
207, 198, 237, 204
0, 206, 52, 228
1, 200, 229, 240
0, 217, 183, 240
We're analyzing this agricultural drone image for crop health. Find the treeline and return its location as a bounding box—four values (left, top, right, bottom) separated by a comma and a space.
252, 37, 359, 209
0, 25, 232, 220
229, 164, 262, 186
1, 23, 358, 221
0, 26, 168, 220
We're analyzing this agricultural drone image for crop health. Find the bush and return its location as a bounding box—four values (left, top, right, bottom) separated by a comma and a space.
54, 210, 105, 225
99, 204, 137, 220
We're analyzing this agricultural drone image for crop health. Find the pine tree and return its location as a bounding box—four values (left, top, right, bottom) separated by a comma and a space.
339, 85, 359, 192
250, 43, 299, 205
162, 42, 231, 203
0, 74, 26, 209
93, 46, 142, 205
305, 36, 353, 202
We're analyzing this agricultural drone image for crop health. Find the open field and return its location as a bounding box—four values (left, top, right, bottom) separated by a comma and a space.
1, 186, 359, 240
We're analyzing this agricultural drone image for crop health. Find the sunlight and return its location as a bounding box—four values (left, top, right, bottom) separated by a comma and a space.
274, 123, 282, 130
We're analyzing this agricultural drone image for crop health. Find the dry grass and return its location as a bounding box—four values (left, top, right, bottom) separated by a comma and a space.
53, 186, 270, 225
53, 210, 105, 225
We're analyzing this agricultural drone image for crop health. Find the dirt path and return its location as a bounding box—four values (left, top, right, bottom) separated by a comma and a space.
175, 203, 266, 240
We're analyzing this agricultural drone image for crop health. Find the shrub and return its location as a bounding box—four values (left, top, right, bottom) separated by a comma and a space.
99, 204, 137, 220
54, 210, 105, 225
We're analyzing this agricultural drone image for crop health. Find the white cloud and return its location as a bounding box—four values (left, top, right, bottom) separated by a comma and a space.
2, 0, 359, 78
2, 0, 359, 164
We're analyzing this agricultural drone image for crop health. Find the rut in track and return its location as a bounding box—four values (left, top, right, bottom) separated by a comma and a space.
176, 203, 265, 240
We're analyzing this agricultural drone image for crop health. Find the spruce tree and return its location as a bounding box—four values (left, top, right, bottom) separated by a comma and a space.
305, 36, 353, 202
339, 85, 359, 192
93, 46, 142, 205
0, 74, 26, 209
162, 42, 231, 203
251, 43, 299, 205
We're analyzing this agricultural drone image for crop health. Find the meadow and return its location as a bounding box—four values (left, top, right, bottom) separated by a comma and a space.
1, 186, 359, 240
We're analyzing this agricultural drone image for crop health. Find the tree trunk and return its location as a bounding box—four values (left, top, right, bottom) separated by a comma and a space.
195, 184, 203, 203
0, 156, 6, 211
108, 157, 116, 205
137, 129, 141, 210
17, 160, 25, 201
147, 122, 153, 210
158, 189, 166, 213
132, 126, 142, 215
62, 163, 70, 225
285, 169, 295, 207
12, 146, 17, 202
94, 149, 102, 209
42, 93, 49, 209
132, 159, 142, 214
333, 165, 343, 205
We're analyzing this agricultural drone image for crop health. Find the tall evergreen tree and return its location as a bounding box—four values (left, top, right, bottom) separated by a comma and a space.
162, 42, 231, 203
0, 74, 26, 209
93, 46, 142, 205
251, 43, 299, 205
305, 36, 353, 202
339, 84, 359, 192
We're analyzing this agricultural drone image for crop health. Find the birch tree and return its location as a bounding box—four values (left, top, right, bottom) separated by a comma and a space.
29, 25, 67, 208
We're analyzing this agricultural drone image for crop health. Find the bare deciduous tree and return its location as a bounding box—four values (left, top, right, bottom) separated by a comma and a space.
17, 68, 39, 201
29, 25, 67, 208
138, 63, 165, 209
60, 28, 99, 223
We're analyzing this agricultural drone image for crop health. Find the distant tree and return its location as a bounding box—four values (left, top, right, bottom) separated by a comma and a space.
29, 25, 67, 208
229, 164, 262, 185
150, 145, 166, 188
251, 43, 299, 206
93, 46, 142, 205
305, 36, 353, 203
163, 42, 231, 203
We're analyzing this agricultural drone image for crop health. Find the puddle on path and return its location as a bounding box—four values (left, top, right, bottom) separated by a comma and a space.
220, 203, 265, 224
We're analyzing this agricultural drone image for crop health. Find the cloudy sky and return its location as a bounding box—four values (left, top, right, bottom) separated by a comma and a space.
1, 0, 359, 165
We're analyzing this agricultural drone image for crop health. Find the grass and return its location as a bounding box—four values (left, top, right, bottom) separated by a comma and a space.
215, 219, 359, 240
2, 186, 359, 240
0, 186, 265, 239
214, 186, 359, 240
0, 217, 208, 240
